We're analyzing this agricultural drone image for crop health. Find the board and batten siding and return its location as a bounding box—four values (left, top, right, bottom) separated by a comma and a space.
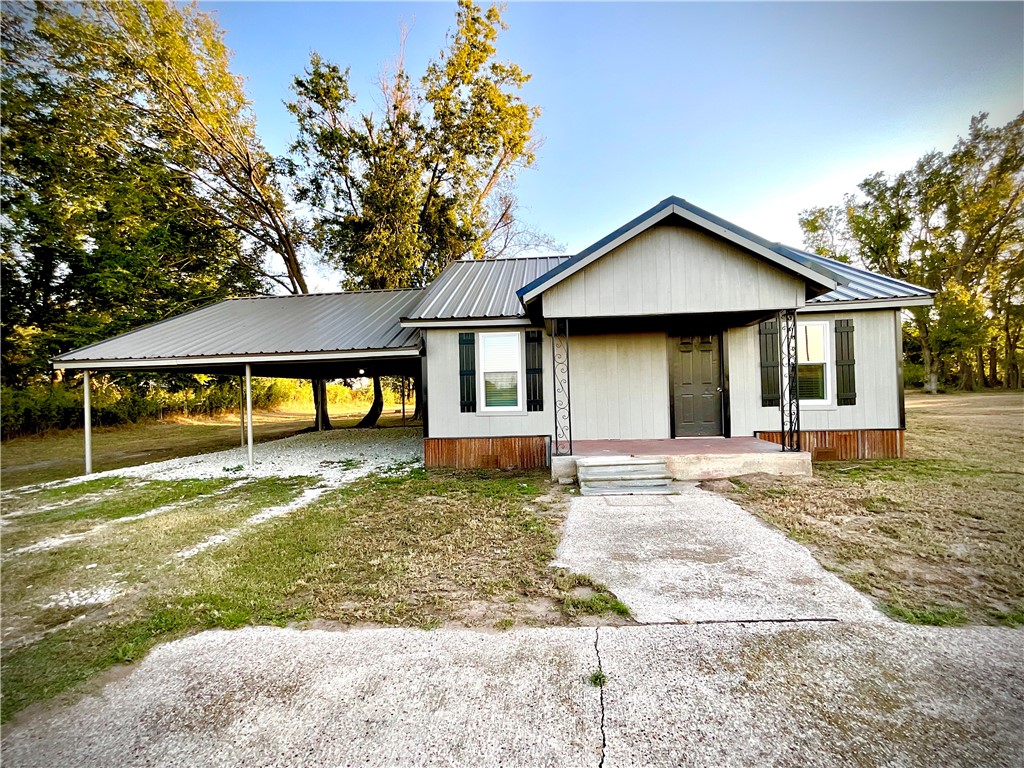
727, 309, 902, 435
424, 328, 553, 439
543, 224, 807, 319
569, 332, 671, 440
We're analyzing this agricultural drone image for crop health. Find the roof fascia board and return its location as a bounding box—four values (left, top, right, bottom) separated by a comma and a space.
519, 202, 836, 304
799, 296, 934, 313
399, 317, 532, 329
52, 347, 421, 370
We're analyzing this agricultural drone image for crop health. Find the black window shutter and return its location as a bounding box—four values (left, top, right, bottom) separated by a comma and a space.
835, 319, 856, 406
525, 330, 543, 412
759, 319, 781, 407
458, 332, 476, 412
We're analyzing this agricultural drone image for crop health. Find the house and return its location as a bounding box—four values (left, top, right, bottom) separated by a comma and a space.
52, 197, 933, 478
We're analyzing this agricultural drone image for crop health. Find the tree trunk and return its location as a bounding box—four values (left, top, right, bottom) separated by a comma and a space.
977, 347, 987, 388
922, 344, 938, 394
412, 374, 423, 421
311, 378, 332, 431
959, 354, 975, 391
356, 375, 384, 428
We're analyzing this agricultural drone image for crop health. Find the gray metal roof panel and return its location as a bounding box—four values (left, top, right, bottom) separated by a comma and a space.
792, 248, 934, 304
405, 256, 571, 320
54, 289, 424, 363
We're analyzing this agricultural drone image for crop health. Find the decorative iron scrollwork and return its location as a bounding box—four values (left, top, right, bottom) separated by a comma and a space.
779, 308, 801, 451
551, 318, 572, 456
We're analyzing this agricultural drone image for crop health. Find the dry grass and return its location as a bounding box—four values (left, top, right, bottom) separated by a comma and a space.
0, 467, 626, 721
722, 391, 1024, 626
0, 409, 418, 488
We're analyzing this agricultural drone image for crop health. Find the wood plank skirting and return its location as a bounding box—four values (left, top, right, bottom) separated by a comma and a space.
424, 436, 549, 469
756, 429, 905, 460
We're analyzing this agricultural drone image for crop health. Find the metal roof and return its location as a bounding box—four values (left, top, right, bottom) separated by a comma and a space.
795, 248, 934, 305
53, 289, 424, 368
403, 256, 570, 323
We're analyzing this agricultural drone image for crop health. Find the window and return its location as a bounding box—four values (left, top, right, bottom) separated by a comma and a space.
797, 321, 829, 402
478, 332, 523, 411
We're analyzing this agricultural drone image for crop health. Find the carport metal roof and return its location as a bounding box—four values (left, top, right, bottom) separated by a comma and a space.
52, 289, 425, 376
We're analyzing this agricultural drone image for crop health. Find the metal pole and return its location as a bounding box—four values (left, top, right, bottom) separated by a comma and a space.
83, 370, 93, 475
245, 364, 254, 465
239, 375, 245, 447
401, 376, 406, 426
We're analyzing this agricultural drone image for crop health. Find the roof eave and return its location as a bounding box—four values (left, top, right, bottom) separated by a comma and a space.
799, 296, 934, 313
399, 316, 533, 329
51, 346, 423, 370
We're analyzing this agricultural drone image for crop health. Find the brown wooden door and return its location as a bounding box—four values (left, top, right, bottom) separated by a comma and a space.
672, 335, 722, 436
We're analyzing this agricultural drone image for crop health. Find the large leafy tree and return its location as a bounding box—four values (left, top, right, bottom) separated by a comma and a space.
286, 0, 546, 290
1, 5, 263, 388
799, 112, 1024, 391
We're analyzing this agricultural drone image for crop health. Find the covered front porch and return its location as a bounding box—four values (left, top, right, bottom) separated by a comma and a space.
550, 435, 811, 484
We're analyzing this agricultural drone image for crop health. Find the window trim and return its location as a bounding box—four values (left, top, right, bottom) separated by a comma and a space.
476, 331, 526, 413
796, 320, 831, 405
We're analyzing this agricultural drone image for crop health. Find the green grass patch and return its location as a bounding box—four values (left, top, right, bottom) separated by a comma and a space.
880, 601, 970, 627
587, 670, 607, 687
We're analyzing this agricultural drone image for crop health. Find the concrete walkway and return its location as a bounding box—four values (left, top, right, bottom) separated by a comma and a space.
2, 623, 1021, 767
555, 487, 883, 623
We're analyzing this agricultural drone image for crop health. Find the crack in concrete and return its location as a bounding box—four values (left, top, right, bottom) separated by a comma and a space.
594, 627, 606, 768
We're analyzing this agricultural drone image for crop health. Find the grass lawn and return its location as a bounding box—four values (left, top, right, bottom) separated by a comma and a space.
721, 391, 1024, 627
0, 467, 622, 722
0, 408, 418, 488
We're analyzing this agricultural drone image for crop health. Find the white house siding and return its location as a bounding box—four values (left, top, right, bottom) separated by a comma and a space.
542, 224, 807, 319
727, 309, 902, 435
424, 328, 553, 439
569, 332, 671, 440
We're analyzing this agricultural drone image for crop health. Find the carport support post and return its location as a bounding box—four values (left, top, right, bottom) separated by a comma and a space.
83, 370, 93, 475
245, 364, 254, 466
238, 376, 245, 447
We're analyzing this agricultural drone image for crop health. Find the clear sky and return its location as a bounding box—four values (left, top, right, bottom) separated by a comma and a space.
203, 1, 1023, 288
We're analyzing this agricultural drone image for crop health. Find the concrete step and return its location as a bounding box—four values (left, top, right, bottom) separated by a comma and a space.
581, 477, 673, 490
577, 465, 672, 481
574, 455, 667, 468
579, 485, 678, 496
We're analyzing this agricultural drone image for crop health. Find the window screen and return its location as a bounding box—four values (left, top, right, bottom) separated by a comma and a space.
797, 322, 828, 401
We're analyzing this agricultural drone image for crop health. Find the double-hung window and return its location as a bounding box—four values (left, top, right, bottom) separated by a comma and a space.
796, 321, 829, 403
478, 332, 524, 411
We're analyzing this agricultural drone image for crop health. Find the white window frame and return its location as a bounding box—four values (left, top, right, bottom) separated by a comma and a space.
796, 320, 831, 405
477, 331, 525, 413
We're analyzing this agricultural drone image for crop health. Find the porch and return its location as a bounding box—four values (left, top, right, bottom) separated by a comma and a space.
550, 436, 811, 484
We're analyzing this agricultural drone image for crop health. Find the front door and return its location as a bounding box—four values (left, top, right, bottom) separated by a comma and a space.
672, 334, 722, 436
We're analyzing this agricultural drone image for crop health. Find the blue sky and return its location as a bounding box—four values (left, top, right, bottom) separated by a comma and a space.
204, 1, 1023, 288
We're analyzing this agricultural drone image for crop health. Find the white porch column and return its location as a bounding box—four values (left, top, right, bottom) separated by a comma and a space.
83, 370, 93, 475
245, 364, 254, 465
239, 375, 245, 447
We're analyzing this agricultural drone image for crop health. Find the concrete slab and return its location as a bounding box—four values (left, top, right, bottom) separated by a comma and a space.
554, 486, 883, 623
1, 626, 601, 768
598, 622, 1024, 768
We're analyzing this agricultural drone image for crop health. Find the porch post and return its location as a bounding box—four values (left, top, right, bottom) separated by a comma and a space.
551, 318, 573, 456
778, 309, 801, 451
83, 370, 93, 475
401, 376, 406, 426
239, 375, 245, 447
245, 363, 254, 465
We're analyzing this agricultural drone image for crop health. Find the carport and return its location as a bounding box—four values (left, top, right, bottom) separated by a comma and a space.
51, 289, 426, 474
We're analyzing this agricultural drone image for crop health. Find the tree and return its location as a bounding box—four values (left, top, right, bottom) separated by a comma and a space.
1, 4, 263, 389
28, 1, 344, 428
286, 0, 548, 423
799, 112, 1024, 392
